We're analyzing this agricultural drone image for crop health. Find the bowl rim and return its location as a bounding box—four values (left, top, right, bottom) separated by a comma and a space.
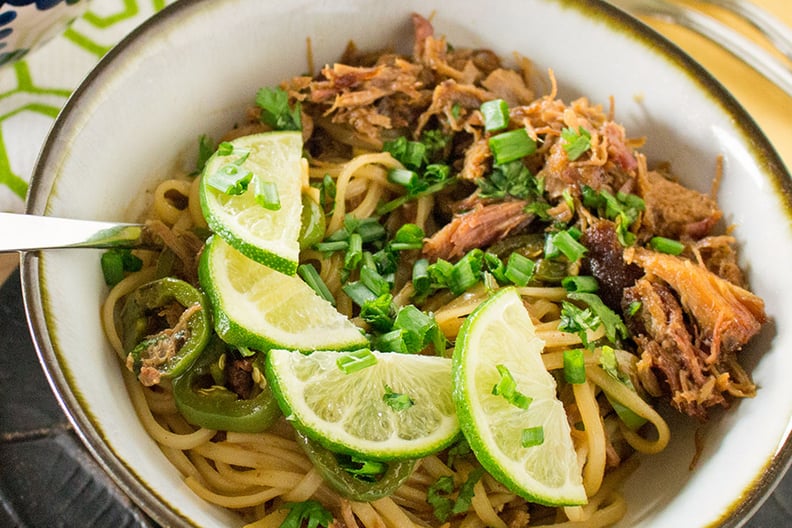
20, 0, 792, 526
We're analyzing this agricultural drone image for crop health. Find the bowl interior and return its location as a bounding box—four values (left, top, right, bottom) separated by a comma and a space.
22, 0, 792, 526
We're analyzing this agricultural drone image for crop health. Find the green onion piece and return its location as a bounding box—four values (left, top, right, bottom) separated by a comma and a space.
314, 240, 349, 253
504, 253, 535, 287
344, 233, 363, 271
492, 365, 532, 409
563, 349, 586, 384
337, 349, 377, 374
374, 329, 409, 354
483, 252, 508, 284
520, 426, 545, 448
448, 249, 484, 295
360, 265, 391, 297
253, 178, 281, 210
562, 188, 575, 215
480, 99, 509, 132
627, 300, 642, 317
376, 178, 456, 215
388, 168, 419, 189
412, 258, 431, 296
297, 264, 335, 305
562, 275, 599, 293
383, 384, 415, 411
488, 128, 537, 165
561, 126, 592, 161
546, 230, 588, 262
216, 141, 234, 156
649, 236, 685, 255
383, 137, 426, 170
360, 293, 394, 332
428, 259, 454, 289
342, 281, 377, 308
206, 164, 253, 195
390, 223, 425, 251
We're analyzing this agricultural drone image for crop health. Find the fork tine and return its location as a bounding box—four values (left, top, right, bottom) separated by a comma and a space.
696, 0, 792, 62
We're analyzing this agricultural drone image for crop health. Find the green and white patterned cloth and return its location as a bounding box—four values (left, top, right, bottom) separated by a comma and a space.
0, 0, 173, 213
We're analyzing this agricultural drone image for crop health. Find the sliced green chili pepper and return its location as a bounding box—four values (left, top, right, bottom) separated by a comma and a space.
295, 430, 416, 502
172, 338, 281, 433
119, 277, 210, 385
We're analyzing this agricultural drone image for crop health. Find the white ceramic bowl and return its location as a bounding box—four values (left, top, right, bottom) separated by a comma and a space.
22, 0, 792, 526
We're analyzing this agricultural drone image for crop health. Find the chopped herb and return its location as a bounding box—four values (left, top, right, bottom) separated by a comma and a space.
252, 178, 280, 210
344, 233, 363, 271
477, 159, 542, 201
255, 86, 301, 131
480, 99, 510, 132
448, 249, 485, 295
336, 349, 377, 374
626, 300, 642, 317
360, 293, 395, 332
446, 438, 472, 468
389, 223, 425, 251
492, 365, 532, 409
581, 186, 644, 247
599, 346, 647, 430
521, 426, 545, 448
427, 468, 485, 522
412, 258, 431, 296
489, 128, 537, 164
545, 230, 588, 262
318, 174, 336, 213
568, 292, 628, 343
297, 263, 335, 305
559, 301, 600, 348
561, 126, 592, 161
205, 163, 253, 195
563, 349, 587, 384
383, 384, 415, 411
504, 252, 535, 287
360, 263, 391, 297
280, 500, 333, 528
649, 236, 685, 255
337, 454, 387, 481
193, 134, 214, 175
561, 275, 599, 293
383, 136, 426, 170
451, 102, 462, 120
420, 129, 453, 162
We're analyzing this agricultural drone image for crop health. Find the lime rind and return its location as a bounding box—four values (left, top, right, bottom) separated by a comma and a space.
199, 131, 303, 276
453, 287, 586, 506
265, 349, 460, 461
199, 235, 368, 352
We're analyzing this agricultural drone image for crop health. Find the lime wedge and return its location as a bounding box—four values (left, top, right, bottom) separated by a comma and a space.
452, 287, 586, 506
198, 235, 368, 352
200, 131, 303, 275
265, 348, 460, 460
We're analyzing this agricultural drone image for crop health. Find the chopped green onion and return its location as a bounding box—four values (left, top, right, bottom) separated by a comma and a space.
253, 178, 281, 210
561, 126, 592, 161
448, 249, 484, 295
376, 178, 456, 215
314, 240, 349, 253
649, 236, 685, 255
562, 275, 599, 293
373, 329, 409, 354
504, 252, 535, 287
360, 264, 391, 297
520, 426, 545, 448
383, 384, 415, 411
388, 168, 419, 188
480, 99, 510, 132
483, 252, 508, 284
383, 137, 426, 170
344, 233, 363, 271
206, 163, 253, 195
492, 365, 532, 409
342, 281, 377, 307
390, 223, 425, 251
361, 293, 395, 332
297, 263, 335, 305
563, 349, 586, 384
337, 454, 388, 480
546, 230, 588, 262
488, 128, 537, 165
337, 349, 377, 374
627, 300, 642, 317
412, 258, 431, 296
101, 249, 142, 286
216, 141, 234, 156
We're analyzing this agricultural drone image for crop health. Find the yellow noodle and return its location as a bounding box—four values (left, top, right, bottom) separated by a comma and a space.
153, 178, 192, 225
574, 380, 607, 497
159, 444, 203, 482
215, 463, 306, 490
242, 509, 289, 528
470, 479, 508, 528
225, 431, 304, 453
350, 501, 387, 528
327, 152, 403, 233
101, 266, 158, 358
191, 453, 257, 494
586, 365, 670, 454
193, 442, 313, 472
184, 476, 285, 509
370, 496, 419, 528
349, 181, 385, 220
283, 468, 325, 502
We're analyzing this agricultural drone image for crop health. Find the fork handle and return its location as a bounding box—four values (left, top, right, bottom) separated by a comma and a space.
701, 0, 792, 62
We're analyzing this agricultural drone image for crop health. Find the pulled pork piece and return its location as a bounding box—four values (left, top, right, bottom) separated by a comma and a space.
625, 247, 766, 358
624, 280, 719, 419
638, 170, 722, 240
142, 220, 204, 285
227, 357, 255, 400
622, 246, 766, 420
422, 200, 533, 261
580, 219, 643, 311
481, 68, 534, 107
540, 140, 613, 200
694, 235, 746, 287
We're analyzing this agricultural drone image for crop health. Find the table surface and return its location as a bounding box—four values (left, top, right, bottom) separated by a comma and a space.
1, 0, 791, 526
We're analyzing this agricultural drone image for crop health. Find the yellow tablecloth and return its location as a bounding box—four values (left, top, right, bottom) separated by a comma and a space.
640, 0, 791, 171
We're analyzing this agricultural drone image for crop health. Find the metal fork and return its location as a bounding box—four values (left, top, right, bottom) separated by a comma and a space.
608, 0, 792, 98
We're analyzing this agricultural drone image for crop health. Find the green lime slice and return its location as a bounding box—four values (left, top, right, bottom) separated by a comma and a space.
452, 287, 586, 506
198, 235, 368, 352
200, 131, 303, 275
265, 348, 460, 460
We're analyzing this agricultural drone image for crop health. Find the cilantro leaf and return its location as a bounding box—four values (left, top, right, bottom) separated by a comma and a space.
427, 468, 485, 522
280, 500, 333, 528
561, 126, 592, 161
559, 301, 600, 348
256, 86, 302, 131
383, 384, 415, 411
568, 292, 629, 343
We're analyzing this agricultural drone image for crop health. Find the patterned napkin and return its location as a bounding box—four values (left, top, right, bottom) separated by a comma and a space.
0, 0, 173, 214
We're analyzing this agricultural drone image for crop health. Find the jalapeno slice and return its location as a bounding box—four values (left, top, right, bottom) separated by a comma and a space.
295, 430, 416, 502
172, 338, 281, 433
119, 277, 210, 386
